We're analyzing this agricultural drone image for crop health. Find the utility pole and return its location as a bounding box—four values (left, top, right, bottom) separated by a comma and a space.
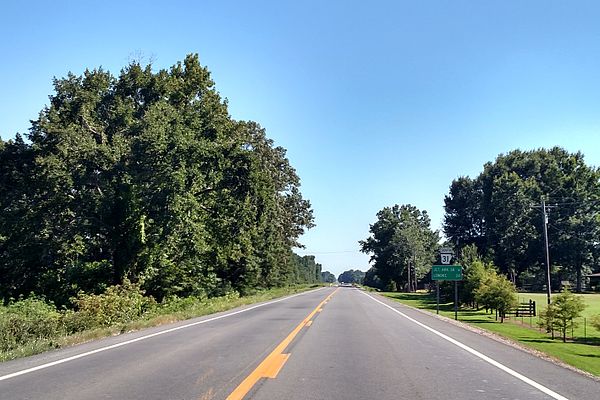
542, 197, 552, 305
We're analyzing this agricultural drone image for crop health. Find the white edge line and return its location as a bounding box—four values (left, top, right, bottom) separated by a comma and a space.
0, 287, 325, 382
360, 291, 569, 400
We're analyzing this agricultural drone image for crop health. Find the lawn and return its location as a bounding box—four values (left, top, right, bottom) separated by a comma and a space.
382, 291, 600, 377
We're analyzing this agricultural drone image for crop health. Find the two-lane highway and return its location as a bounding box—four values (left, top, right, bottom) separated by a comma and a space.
0, 288, 333, 400
252, 288, 598, 399
0, 287, 597, 399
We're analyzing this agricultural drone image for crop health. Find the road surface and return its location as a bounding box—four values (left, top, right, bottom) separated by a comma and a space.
0, 287, 597, 399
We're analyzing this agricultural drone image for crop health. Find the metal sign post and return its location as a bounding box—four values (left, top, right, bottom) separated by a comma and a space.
454, 281, 458, 320
436, 281, 440, 314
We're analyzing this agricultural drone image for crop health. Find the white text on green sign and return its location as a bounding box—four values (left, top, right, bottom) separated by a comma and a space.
431, 265, 462, 281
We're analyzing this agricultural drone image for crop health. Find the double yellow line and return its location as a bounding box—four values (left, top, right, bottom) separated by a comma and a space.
226, 288, 339, 400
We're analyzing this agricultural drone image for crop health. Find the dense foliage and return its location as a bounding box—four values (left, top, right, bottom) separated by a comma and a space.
444, 148, 600, 291
360, 204, 439, 291
320, 271, 336, 283
291, 254, 323, 285
337, 269, 365, 284
0, 55, 317, 305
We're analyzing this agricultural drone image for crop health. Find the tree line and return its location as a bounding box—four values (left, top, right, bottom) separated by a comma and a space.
0, 54, 322, 306
338, 269, 365, 284
361, 147, 600, 295
445, 147, 600, 292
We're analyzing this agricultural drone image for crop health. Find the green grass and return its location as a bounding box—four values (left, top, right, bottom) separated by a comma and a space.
382, 291, 600, 377
0, 284, 322, 362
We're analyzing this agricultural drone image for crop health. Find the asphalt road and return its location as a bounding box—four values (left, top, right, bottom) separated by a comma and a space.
0, 287, 597, 399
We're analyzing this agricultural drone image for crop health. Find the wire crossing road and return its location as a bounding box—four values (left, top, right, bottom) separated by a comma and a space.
0, 287, 597, 399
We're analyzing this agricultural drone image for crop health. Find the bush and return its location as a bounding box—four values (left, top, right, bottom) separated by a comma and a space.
0, 297, 64, 352
159, 295, 206, 314
64, 280, 156, 333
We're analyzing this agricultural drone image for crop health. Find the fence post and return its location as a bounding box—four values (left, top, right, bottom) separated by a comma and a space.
571, 322, 574, 340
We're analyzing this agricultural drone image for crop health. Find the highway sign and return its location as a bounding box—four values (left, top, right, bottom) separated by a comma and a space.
432, 265, 462, 281
439, 247, 453, 264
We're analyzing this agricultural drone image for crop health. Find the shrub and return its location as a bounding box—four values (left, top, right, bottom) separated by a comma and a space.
159, 295, 206, 314
0, 297, 64, 352
64, 280, 156, 332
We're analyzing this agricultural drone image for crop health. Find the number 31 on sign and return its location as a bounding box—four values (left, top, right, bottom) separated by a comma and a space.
441, 254, 452, 264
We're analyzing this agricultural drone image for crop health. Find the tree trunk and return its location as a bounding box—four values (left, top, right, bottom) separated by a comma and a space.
576, 260, 582, 293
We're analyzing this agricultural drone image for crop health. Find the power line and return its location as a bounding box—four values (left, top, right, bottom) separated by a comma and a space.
294, 250, 361, 255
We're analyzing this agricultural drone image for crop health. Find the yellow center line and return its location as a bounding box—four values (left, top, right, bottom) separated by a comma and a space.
226, 288, 339, 400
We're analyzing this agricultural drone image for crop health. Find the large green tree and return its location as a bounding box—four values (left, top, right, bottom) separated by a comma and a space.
360, 204, 439, 291
0, 55, 314, 304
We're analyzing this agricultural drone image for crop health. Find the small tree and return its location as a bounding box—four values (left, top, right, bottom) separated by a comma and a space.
475, 271, 518, 323
591, 315, 600, 332
537, 304, 557, 339
462, 259, 493, 309
549, 290, 586, 343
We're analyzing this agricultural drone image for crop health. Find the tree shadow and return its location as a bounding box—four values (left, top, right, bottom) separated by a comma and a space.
520, 338, 556, 344
465, 319, 498, 324
574, 353, 600, 358
573, 337, 600, 346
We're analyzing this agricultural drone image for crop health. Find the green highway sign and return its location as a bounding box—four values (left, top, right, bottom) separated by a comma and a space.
432, 265, 462, 281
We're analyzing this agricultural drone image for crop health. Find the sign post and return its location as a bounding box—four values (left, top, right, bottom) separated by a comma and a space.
436, 281, 440, 314
432, 248, 462, 319
454, 281, 458, 321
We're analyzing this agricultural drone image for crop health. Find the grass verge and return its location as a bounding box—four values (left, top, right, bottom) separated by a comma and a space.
0, 284, 322, 362
381, 291, 600, 377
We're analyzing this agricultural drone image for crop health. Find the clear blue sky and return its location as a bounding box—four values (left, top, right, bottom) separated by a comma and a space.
2, 1, 600, 277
